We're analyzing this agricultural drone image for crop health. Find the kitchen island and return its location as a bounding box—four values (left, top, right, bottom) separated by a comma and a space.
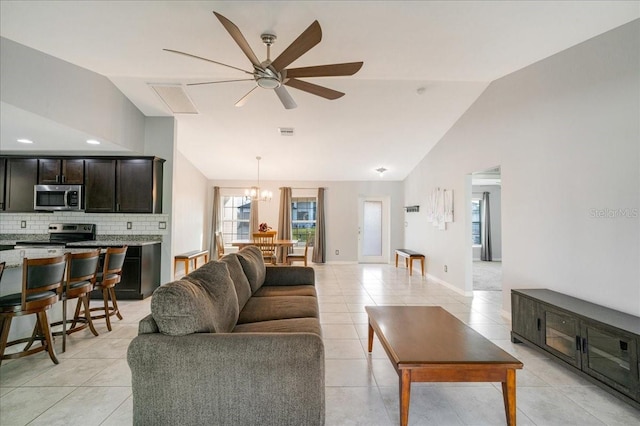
0, 247, 97, 342
66, 240, 162, 300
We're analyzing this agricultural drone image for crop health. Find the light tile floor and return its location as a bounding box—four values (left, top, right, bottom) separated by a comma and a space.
1, 263, 639, 425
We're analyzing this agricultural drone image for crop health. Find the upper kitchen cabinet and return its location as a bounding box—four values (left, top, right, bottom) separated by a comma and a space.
0, 158, 6, 210
38, 158, 84, 184
117, 158, 163, 213
85, 157, 164, 213
85, 159, 116, 212
3, 158, 38, 212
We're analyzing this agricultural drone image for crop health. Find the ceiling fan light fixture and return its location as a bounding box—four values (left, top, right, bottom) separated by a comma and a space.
257, 76, 281, 89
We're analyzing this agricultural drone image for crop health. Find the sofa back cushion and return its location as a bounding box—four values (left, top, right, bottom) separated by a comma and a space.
151, 262, 238, 336
236, 245, 266, 293
219, 253, 252, 310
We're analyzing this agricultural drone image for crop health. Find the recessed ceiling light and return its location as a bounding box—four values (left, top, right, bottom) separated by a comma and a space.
86, 139, 101, 145
17, 138, 33, 144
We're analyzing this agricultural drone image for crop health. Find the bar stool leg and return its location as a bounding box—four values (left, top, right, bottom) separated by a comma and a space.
0, 317, 11, 365
102, 288, 112, 332
109, 287, 123, 320
80, 296, 99, 336
37, 311, 59, 364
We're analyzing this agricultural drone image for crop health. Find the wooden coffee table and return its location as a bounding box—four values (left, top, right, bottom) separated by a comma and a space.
366, 306, 523, 426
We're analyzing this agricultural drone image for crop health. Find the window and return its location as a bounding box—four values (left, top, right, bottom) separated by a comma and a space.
222, 196, 251, 244
471, 199, 481, 245
291, 197, 316, 247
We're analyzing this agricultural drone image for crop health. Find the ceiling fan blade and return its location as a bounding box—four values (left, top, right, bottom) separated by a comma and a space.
187, 79, 255, 86
163, 49, 253, 75
213, 12, 262, 69
285, 62, 363, 78
271, 20, 322, 72
285, 78, 344, 100
274, 86, 297, 110
235, 86, 259, 107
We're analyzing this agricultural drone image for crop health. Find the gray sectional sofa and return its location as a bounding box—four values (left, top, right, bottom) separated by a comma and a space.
127, 246, 324, 426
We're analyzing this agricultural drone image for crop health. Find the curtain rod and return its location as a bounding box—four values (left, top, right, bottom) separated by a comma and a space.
215, 186, 325, 190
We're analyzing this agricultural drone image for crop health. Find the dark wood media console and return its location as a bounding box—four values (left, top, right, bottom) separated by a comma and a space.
511, 289, 640, 408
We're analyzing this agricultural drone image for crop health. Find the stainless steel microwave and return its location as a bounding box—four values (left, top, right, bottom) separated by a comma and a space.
34, 184, 83, 211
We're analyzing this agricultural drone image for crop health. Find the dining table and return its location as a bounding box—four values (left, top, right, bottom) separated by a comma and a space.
231, 239, 298, 263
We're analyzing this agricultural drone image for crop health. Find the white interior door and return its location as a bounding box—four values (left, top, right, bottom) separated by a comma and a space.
358, 197, 389, 263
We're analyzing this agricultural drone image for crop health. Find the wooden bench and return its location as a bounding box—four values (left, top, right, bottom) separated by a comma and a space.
395, 249, 425, 276
174, 250, 209, 276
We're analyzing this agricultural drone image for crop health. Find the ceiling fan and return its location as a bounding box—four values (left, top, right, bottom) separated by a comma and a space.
164, 11, 363, 109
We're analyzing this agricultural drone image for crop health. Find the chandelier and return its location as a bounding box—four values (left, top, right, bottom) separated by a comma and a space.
245, 156, 272, 201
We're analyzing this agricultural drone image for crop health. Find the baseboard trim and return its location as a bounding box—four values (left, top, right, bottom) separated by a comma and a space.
427, 274, 472, 297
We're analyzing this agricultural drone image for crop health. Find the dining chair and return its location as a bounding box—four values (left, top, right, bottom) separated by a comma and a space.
287, 238, 311, 267
252, 232, 277, 265
85, 246, 127, 331
216, 231, 225, 259
0, 254, 68, 365
51, 249, 101, 352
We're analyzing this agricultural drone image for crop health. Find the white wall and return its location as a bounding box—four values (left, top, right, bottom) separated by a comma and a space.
0, 37, 145, 152
172, 151, 210, 276
208, 179, 405, 263
404, 20, 639, 315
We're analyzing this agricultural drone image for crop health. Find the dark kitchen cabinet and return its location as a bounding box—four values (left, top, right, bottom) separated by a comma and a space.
4, 158, 38, 212
89, 243, 161, 300
511, 289, 640, 407
0, 158, 6, 210
38, 158, 84, 184
117, 158, 163, 213
85, 157, 163, 213
85, 159, 116, 212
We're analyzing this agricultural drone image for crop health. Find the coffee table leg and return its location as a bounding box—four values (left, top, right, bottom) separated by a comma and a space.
367, 321, 374, 352
501, 368, 517, 426
399, 369, 411, 426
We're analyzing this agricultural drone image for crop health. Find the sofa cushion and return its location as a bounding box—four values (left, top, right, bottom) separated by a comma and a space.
219, 253, 252, 310
233, 317, 322, 336
151, 262, 239, 336
182, 261, 239, 333
237, 296, 319, 324
253, 285, 317, 298
236, 246, 266, 293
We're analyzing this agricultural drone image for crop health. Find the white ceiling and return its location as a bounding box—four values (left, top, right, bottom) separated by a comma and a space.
1, 1, 638, 180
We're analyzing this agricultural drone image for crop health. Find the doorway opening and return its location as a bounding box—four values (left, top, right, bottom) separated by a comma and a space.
470, 167, 502, 291
358, 196, 390, 263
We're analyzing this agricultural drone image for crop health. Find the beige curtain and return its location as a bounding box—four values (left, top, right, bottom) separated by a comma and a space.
249, 198, 259, 236
277, 187, 293, 263
209, 186, 221, 258
312, 187, 326, 263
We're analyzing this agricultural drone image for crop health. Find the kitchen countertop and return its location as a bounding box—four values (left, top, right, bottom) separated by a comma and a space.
66, 240, 161, 247
0, 247, 100, 269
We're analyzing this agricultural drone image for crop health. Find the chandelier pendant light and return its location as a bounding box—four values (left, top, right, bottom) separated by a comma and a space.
245, 156, 272, 201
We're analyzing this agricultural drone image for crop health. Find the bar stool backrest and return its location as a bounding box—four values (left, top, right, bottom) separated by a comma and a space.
67, 250, 100, 288
100, 246, 128, 288
22, 255, 67, 310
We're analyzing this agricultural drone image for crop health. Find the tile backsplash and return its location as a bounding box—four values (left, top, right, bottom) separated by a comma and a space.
0, 212, 170, 236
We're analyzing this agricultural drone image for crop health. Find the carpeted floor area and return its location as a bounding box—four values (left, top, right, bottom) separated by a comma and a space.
473, 261, 502, 291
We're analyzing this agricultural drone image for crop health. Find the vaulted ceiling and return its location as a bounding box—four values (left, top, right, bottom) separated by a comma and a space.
1, 1, 638, 180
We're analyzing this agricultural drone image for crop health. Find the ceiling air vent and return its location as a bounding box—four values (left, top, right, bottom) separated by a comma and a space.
278, 127, 295, 136
150, 84, 198, 114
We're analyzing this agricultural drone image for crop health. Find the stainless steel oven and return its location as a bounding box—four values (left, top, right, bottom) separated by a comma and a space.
34, 184, 83, 211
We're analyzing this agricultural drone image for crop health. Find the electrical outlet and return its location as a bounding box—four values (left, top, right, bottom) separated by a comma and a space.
20, 220, 27, 228
126, 222, 132, 230
335, 249, 339, 255
444, 265, 448, 272
158, 221, 167, 229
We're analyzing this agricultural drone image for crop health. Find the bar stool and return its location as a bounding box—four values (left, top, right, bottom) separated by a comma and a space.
50, 250, 100, 352
87, 246, 127, 331
0, 254, 67, 365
